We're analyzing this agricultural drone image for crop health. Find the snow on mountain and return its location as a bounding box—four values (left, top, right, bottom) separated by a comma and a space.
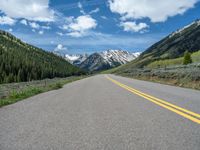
65, 54, 88, 66
79, 50, 141, 71
64, 50, 141, 71
132, 52, 141, 58
99, 50, 140, 66
65, 54, 81, 62
169, 19, 200, 38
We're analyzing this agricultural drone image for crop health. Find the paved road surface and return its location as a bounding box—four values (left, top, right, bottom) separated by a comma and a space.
0, 75, 200, 150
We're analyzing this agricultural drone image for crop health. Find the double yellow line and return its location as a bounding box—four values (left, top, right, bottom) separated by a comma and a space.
106, 76, 200, 125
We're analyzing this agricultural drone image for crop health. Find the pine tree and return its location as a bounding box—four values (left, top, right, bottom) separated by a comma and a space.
183, 51, 192, 65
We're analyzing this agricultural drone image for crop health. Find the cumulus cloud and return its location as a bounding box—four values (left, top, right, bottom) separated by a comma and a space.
0, 16, 16, 25
120, 21, 149, 32
54, 44, 67, 51
0, 0, 55, 22
29, 22, 40, 29
20, 19, 28, 26
61, 15, 97, 37
109, 0, 198, 22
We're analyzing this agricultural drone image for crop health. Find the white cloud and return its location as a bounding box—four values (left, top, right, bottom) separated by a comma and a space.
56, 32, 64, 36
101, 16, 107, 20
29, 22, 40, 29
89, 8, 100, 14
65, 16, 74, 23
54, 44, 67, 51
60, 25, 69, 30
20, 19, 28, 26
0, 0, 55, 22
109, 0, 198, 22
8, 28, 13, 32
0, 16, 16, 25
69, 15, 97, 32
78, 2, 86, 15
120, 21, 149, 32
38, 30, 44, 35
67, 32, 83, 38
62, 15, 97, 37
41, 26, 51, 30
78, 2, 83, 9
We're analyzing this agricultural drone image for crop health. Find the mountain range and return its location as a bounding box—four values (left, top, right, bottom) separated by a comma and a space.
65, 50, 141, 72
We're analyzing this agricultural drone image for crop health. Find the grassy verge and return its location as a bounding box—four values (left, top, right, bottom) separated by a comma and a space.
0, 76, 87, 107
112, 63, 200, 90
121, 74, 200, 90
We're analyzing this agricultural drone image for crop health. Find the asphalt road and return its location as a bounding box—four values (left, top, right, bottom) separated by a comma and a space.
0, 74, 200, 150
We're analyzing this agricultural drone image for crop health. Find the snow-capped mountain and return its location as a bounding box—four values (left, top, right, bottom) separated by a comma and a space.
65, 54, 88, 66
80, 50, 141, 72
100, 50, 140, 66
64, 50, 141, 71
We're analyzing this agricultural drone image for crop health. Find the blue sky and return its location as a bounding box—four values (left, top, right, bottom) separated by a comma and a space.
0, 0, 200, 54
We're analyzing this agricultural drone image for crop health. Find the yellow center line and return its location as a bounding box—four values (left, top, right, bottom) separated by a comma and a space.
106, 75, 200, 125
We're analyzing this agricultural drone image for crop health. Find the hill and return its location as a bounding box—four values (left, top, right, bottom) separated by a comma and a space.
115, 19, 200, 71
0, 30, 85, 84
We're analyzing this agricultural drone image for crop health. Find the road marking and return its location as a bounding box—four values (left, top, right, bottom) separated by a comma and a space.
106, 76, 200, 125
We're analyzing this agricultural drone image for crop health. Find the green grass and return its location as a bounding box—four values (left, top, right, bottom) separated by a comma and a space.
0, 87, 44, 106
147, 50, 200, 69
101, 66, 121, 74
0, 76, 87, 107
192, 50, 200, 62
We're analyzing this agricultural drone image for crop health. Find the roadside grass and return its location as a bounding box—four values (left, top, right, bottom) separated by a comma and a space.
115, 63, 200, 90
101, 66, 120, 74
147, 50, 200, 68
0, 87, 44, 106
127, 75, 200, 90
0, 76, 87, 107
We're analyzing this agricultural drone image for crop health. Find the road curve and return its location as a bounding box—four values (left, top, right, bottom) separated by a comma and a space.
0, 74, 200, 150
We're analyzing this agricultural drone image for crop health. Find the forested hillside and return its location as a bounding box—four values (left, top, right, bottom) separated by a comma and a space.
0, 30, 85, 84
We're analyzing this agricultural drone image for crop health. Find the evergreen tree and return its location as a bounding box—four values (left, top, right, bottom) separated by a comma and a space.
183, 51, 192, 65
